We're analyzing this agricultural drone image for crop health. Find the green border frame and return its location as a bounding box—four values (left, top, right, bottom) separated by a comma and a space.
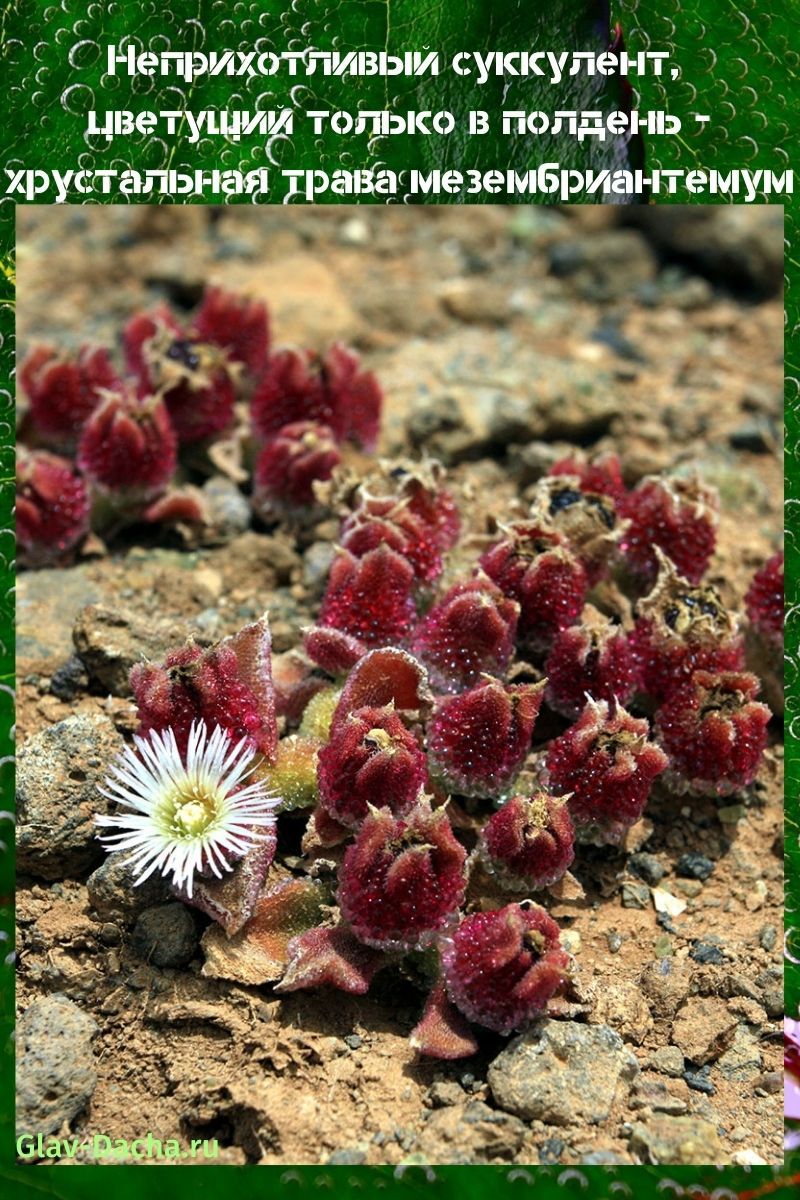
0, 0, 796, 1195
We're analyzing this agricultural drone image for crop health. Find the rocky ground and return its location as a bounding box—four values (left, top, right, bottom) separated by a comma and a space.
15, 205, 784, 1166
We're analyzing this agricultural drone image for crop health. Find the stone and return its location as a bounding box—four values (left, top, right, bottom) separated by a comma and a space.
72, 603, 188, 696
640, 958, 692, 1019
621, 207, 783, 297
201, 476, 251, 537
411, 1100, 526, 1164
759, 925, 777, 952
131, 904, 200, 968
630, 1079, 688, 1115
629, 1115, 723, 1165
716, 1026, 763, 1082
676, 853, 715, 881
650, 1046, 685, 1078
627, 852, 666, 886
426, 1081, 464, 1109
17, 714, 125, 880
690, 941, 726, 965
49, 655, 89, 701
18, 566, 101, 664
16, 995, 98, 1137
86, 854, 172, 919
683, 1064, 715, 1095
621, 881, 650, 909
671, 997, 737, 1065
548, 230, 658, 301
488, 1020, 638, 1126
590, 982, 653, 1045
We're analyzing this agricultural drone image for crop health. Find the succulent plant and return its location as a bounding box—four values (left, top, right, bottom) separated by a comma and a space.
546, 698, 668, 844
441, 902, 571, 1034
655, 670, 771, 795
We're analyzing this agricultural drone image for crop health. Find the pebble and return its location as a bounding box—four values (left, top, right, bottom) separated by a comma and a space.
16, 995, 98, 1137
683, 1064, 715, 1095
86, 855, 171, 918
759, 924, 778, 952
344, 1034, 363, 1050
426, 1081, 463, 1108
654, 935, 673, 959
201, 477, 251, 537
676, 853, 715, 881
690, 941, 726, 965
629, 1115, 722, 1165
131, 904, 200, 968
649, 1046, 684, 1078
327, 1149, 367, 1165
560, 930, 581, 955
538, 1137, 565, 1164
49, 654, 89, 701
591, 982, 652, 1045
17, 714, 125, 881
627, 852, 665, 886
488, 1020, 639, 1126
606, 931, 623, 954
621, 881, 650, 909
717, 804, 747, 825
716, 1027, 763, 1082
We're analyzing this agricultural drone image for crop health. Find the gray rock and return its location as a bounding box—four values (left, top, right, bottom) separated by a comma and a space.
327, 1149, 367, 1165
628, 852, 666, 886
72, 603, 188, 695
201, 476, 251, 537
621, 881, 650, 909
548, 230, 657, 301
86, 854, 172, 920
303, 541, 336, 595
622, 207, 783, 297
17, 714, 125, 880
16, 995, 98, 1137
629, 1115, 723, 1165
132, 903, 199, 967
650, 1045, 685, 1078
488, 1020, 639, 1126
716, 1026, 763, 1082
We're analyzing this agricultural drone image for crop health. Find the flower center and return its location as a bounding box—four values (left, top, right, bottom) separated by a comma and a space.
166, 781, 220, 837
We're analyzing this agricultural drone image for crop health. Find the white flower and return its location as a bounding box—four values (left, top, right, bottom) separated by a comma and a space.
95, 721, 279, 898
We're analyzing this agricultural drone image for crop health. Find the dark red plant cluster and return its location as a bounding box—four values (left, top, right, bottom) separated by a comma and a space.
17, 287, 381, 565
115, 427, 778, 1058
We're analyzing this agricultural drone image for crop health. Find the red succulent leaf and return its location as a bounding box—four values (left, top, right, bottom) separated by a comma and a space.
20, 343, 121, 449
331, 648, 434, 729
479, 793, 575, 891
253, 420, 341, 517
275, 923, 385, 995
428, 678, 545, 799
545, 607, 636, 719
620, 475, 719, 584
322, 342, 382, 452
303, 625, 369, 676
77, 386, 177, 498
745, 551, 784, 647
142, 488, 207, 526
480, 522, 588, 650
318, 544, 417, 648
548, 451, 627, 505
409, 980, 479, 1060
130, 616, 276, 759
201, 876, 330, 984
272, 648, 327, 722
410, 575, 519, 692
